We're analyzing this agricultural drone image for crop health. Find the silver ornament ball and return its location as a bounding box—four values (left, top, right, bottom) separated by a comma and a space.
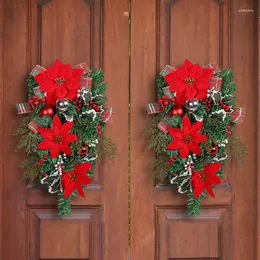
56, 98, 69, 111
186, 99, 199, 112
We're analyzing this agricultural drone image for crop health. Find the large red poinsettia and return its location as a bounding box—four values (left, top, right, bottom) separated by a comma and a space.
38, 115, 78, 158
164, 59, 214, 105
62, 162, 92, 197
191, 162, 222, 197
167, 116, 207, 158
35, 59, 84, 105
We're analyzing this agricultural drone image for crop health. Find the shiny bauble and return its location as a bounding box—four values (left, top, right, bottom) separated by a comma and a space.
56, 98, 69, 112
40, 105, 55, 117
80, 145, 89, 156
209, 145, 219, 156
169, 105, 184, 117
186, 99, 199, 112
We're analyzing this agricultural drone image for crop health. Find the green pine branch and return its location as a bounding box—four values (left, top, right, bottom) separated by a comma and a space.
97, 135, 118, 162
90, 69, 107, 95
187, 192, 203, 216
21, 155, 41, 181
152, 154, 170, 182
27, 75, 38, 97
57, 191, 77, 216
227, 135, 247, 161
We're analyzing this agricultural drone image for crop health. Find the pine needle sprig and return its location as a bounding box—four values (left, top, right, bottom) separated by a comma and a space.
145, 114, 172, 154
21, 155, 41, 180
97, 135, 118, 162
57, 191, 77, 216
187, 191, 207, 216
15, 130, 42, 154
152, 154, 170, 182
227, 135, 247, 161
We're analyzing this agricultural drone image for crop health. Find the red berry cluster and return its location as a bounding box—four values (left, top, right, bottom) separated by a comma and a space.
202, 98, 214, 112
158, 95, 175, 107
97, 123, 102, 135
166, 154, 178, 165
89, 100, 101, 112
36, 154, 48, 166
226, 124, 231, 135
28, 95, 46, 107
73, 98, 83, 112
219, 101, 231, 112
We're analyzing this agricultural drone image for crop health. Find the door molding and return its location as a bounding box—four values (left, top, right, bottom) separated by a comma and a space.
0, 0, 3, 258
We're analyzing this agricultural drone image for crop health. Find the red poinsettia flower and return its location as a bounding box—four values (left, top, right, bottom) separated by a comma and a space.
167, 116, 207, 158
164, 59, 214, 105
38, 115, 78, 158
35, 59, 84, 105
62, 162, 92, 197
191, 162, 222, 197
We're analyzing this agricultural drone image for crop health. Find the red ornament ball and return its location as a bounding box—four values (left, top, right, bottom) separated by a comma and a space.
40, 105, 55, 117
209, 145, 218, 156
80, 145, 89, 156
169, 105, 184, 117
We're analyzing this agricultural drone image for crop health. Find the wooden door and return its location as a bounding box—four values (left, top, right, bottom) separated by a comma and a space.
0, 0, 129, 259
130, 0, 258, 259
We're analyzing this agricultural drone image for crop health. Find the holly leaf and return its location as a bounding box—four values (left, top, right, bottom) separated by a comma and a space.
170, 170, 192, 194
170, 176, 191, 194
221, 94, 235, 106
211, 91, 221, 104
61, 112, 74, 122
93, 94, 107, 106
190, 104, 207, 122
191, 113, 203, 122
61, 103, 77, 119
177, 178, 191, 194
83, 152, 98, 162
83, 91, 92, 103
40, 170, 62, 194
210, 109, 227, 121
81, 108, 98, 121
212, 152, 228, 162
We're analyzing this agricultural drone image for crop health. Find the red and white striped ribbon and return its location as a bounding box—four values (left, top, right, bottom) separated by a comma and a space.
101, 108, 116, 123
146, 102, 163, 115
231, 107, 246, 124
157, 115, 172, 134
16, 102, 33, 114
30, 65, 46, 76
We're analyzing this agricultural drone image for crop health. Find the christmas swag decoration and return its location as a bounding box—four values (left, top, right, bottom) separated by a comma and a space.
146, 59, 246, 215
15, 59, 116, 216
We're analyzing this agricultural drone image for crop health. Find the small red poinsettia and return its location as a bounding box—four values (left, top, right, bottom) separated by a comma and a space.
38, 115, 78, 158
62, 162, 92, 197
35, 59, 84, 105
191, 162, 222, 197
164, 59, 214, 105
167, 115, 207, 158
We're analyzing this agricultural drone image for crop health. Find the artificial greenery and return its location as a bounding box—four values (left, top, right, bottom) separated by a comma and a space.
57, 191, 77, 216
15, 66, 117, 216
147, 65, 246, 216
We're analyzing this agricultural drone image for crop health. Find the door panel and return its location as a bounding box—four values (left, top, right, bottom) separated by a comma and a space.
0, 0, 129, 259
158, 0, 230, 68
130, 0, 257, 259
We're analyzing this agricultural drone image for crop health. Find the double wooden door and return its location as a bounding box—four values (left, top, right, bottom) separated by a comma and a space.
0, 0, 258, 259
